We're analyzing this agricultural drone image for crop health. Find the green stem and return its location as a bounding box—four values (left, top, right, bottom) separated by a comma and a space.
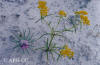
48, 17, 62, 47
55, 17, 61, 29
47, 52, 48, 60
45, 21, 52, 30
35, 18, 41, 23
49, 34, 55, 47
80, 20, 82, 30
34, 47, 45, 50
48, 17, 62, 48
49, 28, 55, 47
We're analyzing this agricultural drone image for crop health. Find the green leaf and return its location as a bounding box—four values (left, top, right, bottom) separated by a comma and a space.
23, 29, 26, 40
63, 28, 73, 32
26, 28, 31, 40
46, 52, 49, 60
13, 33, 21, 41
34, 47, 45, 50
37, 33, 50, 40
80, 20, 82, 30
57, 54, 61, 61
54, 34, 65, 38
28, 32, 34, 42
45, 38, 49, 50
12, 44, 20, 49
50, 51, 55, 60
35, 18, 41, 23
11, 39, 19, 44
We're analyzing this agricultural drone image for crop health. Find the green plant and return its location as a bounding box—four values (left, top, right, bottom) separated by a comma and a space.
35, 0, 90, 61
11, 28, 35, 54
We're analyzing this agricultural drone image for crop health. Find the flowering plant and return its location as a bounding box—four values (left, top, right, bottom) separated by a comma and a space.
11, 28, 35, 54
10, 0, 91, 62
35, 0, 90, 61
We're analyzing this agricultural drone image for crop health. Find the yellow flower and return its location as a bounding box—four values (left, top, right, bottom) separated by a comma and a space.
75, 10, 88, 15
38, 0, 49, 16
38, 0, 47, 9
80, 15, 90, 25
76, 10, 90, 25
58, 10, 67, 17
80, 15, 85, 20
60, 45, 74, 58
40, 8, 48, 16
83, 19, 90, 25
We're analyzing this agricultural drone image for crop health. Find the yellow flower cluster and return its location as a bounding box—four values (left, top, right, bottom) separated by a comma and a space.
60, 45, 74, 59
74, 10, 88, 15
75, 10, 90, 25
58, 10, 67, 17
38, 0, 49, 16
80, 15, 90, 25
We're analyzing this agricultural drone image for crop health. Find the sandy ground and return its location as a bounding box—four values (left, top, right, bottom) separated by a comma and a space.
0, 0, 100, 65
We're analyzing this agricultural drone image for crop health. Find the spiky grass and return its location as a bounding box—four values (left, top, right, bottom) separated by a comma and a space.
11, 28, 35, 54
35, 38, 61, 61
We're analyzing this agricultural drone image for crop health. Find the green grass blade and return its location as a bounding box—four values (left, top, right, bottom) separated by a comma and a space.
47, 52, 49, 60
